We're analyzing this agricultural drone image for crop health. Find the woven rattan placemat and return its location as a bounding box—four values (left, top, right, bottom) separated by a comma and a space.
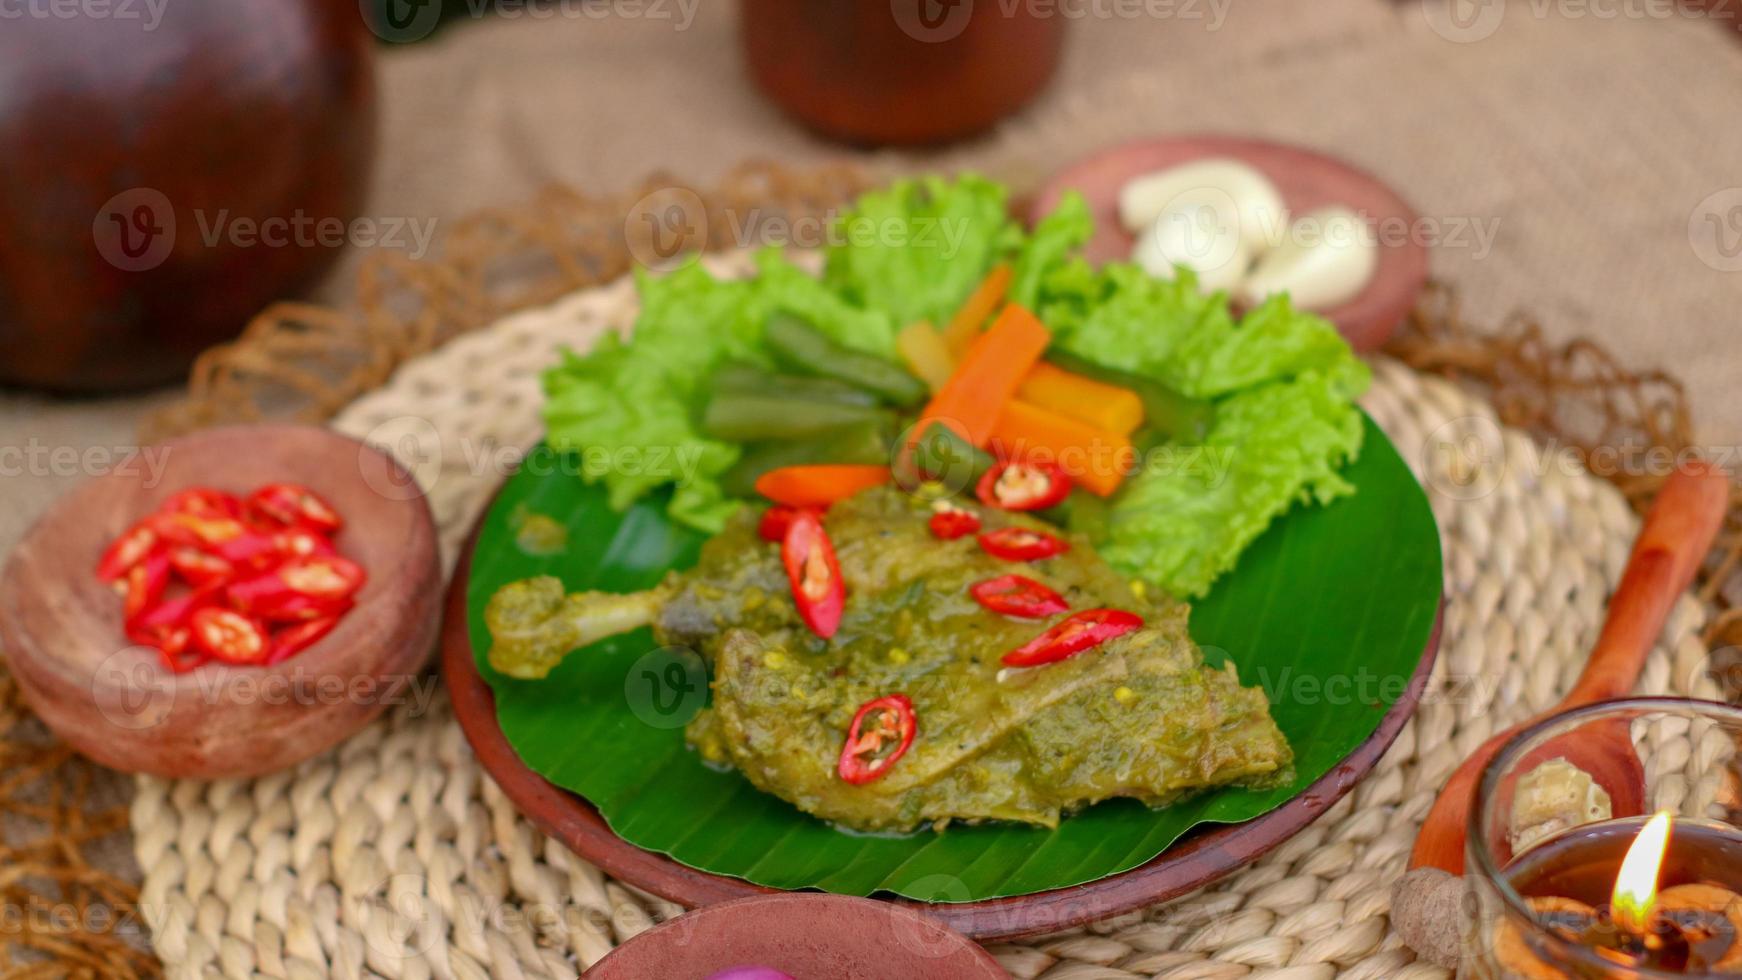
123, 251, 1726, 979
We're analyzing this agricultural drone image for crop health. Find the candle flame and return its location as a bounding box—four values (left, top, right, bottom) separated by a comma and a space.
1612, 810, 1674, 934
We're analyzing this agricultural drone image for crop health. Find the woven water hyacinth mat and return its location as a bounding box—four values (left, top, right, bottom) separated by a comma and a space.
125, 250, 1728, 980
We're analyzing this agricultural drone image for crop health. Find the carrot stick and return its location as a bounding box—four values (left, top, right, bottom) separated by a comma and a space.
990, 400, 1136, 497
1018, 363, 1146, 437
754, 465, 892, 509
940, 263, 1012, 357
1408, 461, 1730, 875
912, 303, 1052, 451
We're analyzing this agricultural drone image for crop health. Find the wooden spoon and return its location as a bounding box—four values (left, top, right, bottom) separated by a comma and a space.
0, 424, 440, 779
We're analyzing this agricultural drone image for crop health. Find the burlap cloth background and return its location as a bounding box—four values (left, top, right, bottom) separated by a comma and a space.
4, 1, 1742, 976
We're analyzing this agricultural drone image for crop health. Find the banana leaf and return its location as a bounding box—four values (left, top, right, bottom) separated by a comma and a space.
464, 413, 1441, 900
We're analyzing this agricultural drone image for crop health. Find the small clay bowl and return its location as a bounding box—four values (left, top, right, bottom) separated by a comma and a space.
584, 894, 1009, 980
0, 424, 439, 779
1029, 135, 1429, 352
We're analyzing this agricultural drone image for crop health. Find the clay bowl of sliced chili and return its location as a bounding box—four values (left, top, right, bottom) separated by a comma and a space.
0, 424, 439, 779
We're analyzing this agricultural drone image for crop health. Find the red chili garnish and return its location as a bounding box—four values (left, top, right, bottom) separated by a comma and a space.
120, 553, 171, 620
168, 546, 234, 587
247, 483, 343, 533
267, 616, 342, 665
837, 694, 917, 786
189, 607, 271, 664
1001, 609, 1144, 668
976, 460, 1071, 512
781, 511, 844, 639
162, 488, 242, 520
96, 521, 159, 581
970, 574, 1070, 619
927, 501, 982, 540
977, 526, 1070, 562
758, 505, 818, 544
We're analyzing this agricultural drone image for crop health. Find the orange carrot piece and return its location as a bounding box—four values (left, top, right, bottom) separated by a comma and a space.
754, 465, 892, 509
913, 303, 1053, 451
1408, 461, 1731, 875
1018, 363, 1146, 437
990, 400, 1136, 498
941, 263, 1012, 356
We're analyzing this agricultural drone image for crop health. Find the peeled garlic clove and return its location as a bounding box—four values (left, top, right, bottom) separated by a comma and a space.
1236, 206, 1377, 310
1131, 190, 1252, 293
1118, 158, 1287, 254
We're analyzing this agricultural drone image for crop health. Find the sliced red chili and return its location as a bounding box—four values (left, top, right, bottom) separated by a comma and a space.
927, 501, 982, 541
271, 528, 337, 561
162, 488, 242, 520
189, 607, 271, 664
978, 526, 1070, 562
153, 513, 248, 549
157, 632, 205, 673
970, 575, 1070, 619
246, 483, 343, 533
167, 546, 234, 587
120, 553, 171, 620
267, 616, 342, 664
228, 556, 365, 617
758, 506, 818, 544
96, 521, 159, 581
781, 511, 844, 639
837, 694, 917, 786
977, 460, 1071, 512
1002, 608, 1144, 668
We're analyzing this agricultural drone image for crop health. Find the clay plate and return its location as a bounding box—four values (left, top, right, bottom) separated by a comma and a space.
0, 424, 441, 779
443, 511, 1444, 942
583, 894, 1008, 979
1028, 135, 1430, 351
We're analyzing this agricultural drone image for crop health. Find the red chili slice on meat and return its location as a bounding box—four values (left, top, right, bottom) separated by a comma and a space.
758, 505, 819, 544
1001, 608, 1144, 668
970, 574, 1070, 619
781, 510, 844, 639
246, 483, 343, 533
189, 607, 271, 665
976, 460, 1071, 512
837, 694, 917, 786
96, 521, 159, 581
977, 526, 1070, 562
927, 502, 982, 541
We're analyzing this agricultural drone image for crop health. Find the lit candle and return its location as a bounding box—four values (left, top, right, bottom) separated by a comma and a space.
1495, 811, 1742, 976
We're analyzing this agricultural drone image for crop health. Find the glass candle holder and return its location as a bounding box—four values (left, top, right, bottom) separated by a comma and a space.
1466, 697, 1742, 979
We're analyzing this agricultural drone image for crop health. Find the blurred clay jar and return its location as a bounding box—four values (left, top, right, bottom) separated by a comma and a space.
0, 0, 377, 392
740, 0, 1065, 146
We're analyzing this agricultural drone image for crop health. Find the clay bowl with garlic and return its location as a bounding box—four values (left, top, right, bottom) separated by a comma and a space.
1029, 135, 1429, 352
0, 424, 439, 780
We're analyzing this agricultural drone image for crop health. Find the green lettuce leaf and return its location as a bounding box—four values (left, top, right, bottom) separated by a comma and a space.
542, 250, 900, 533
822, 174, 1022, 328
1104, 371, 1367, 598
1008, 191, 1093, 310
1032, 251, 1371, 598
